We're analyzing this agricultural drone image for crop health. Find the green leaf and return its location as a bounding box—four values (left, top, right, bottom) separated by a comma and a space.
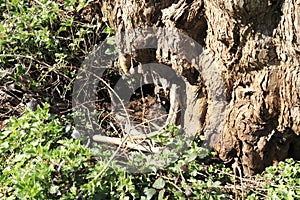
106, 36, 116, 45
0, 141, 9, 150
143, 187, 156, 200
102, 27, 115, 35
13, 153, 30, 163
49, 185, 60, 195
152, 177, 165, 190
158, 189, 165, 200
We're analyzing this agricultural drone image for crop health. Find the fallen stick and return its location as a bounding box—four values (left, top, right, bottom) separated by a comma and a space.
92, 135, 162, 154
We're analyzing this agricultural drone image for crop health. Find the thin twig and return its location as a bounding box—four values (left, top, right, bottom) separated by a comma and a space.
0, 54, 51, 67
32, 0, 44, 6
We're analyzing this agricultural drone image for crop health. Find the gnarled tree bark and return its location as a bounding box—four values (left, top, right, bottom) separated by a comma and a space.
100, 0, 300, 175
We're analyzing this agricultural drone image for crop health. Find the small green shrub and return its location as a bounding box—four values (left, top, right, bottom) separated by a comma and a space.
1, 104, 299, 199
0, 104, 93, 199
0, 0, 106, 121
262, 158, 300, 199
0, 0, 102, 67
0, 103, 233, 199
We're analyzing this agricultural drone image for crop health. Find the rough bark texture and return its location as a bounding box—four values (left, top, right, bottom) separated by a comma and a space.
100, 0, 300, 175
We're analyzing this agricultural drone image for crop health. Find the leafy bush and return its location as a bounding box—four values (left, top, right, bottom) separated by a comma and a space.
0, 104, 300, 199
0, 0, 104, 121
0, 104, 91, 199
0, 104, 231, 199
263, 158, 300, 199
0, 0, 102, 66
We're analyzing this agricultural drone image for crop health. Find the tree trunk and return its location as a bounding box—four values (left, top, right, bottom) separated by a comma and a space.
100, 0, 300, 175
